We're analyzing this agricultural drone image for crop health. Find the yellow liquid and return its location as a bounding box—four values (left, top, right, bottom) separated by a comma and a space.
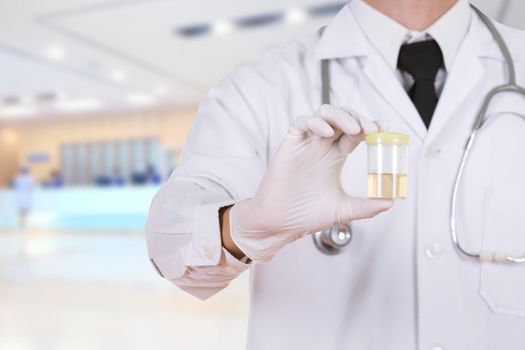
368, 173, 407, 199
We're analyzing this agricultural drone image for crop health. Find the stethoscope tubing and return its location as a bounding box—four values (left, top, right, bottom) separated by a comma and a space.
315, 4, 525, 262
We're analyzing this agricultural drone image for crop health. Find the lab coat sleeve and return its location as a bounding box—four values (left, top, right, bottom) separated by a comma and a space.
146, 65, 268, 300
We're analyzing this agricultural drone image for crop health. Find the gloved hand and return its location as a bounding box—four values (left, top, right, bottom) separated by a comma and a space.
229, 104, 393, 263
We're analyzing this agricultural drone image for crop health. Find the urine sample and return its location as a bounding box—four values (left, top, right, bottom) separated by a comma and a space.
365, 132, 409, 199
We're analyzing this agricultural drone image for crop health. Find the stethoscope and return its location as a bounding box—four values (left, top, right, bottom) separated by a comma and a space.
313, 5, 525, 263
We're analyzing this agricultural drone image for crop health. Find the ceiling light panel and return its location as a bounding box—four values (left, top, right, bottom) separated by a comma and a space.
46, 0, 338, 102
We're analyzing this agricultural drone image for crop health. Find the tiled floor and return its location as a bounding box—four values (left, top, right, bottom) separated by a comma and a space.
0, 230, 249, 350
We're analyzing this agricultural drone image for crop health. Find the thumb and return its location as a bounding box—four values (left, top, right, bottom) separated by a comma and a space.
339, 196, 394, 222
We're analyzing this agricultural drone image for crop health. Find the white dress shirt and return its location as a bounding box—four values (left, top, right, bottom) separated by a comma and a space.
349, 0, 472, 95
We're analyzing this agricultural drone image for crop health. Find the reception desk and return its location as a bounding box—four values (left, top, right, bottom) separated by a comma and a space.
0, 186, 159, 230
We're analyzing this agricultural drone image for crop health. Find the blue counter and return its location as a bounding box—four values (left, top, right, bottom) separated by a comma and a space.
0, 186, 159, 230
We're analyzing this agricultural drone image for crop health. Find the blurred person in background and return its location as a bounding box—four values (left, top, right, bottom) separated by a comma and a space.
147, 0, 525, 349
13, 166, 35, 230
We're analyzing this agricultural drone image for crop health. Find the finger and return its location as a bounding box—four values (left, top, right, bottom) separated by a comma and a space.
373, 120, 390, 132
339, 106, 378, 135
336, 133, 363, 154
315, 104, 361, 136
288, 116, 334, 138
335, 106, 371, 153
338, 196, 393, 222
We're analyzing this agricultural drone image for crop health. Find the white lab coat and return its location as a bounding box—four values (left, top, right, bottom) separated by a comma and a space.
146, 5, 525, 350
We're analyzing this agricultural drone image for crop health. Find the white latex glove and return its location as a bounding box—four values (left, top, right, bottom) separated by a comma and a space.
230, 104, 393, 263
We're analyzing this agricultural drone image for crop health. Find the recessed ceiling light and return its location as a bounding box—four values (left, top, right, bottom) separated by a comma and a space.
110, 70, 126, 82
308, 3, 346, 17
176, 24, 211, 38
286, 9, 308, 24
56, 98, 102, 112
35, 91, 58, 103
3, 95, 22, 106
212, 20, 234, 35
126, 93, 155, 105
46, 45, 66, 61
235, 13, 283, 29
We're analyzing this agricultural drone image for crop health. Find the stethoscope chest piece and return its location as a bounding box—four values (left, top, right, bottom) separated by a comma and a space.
312, 224, 352, 255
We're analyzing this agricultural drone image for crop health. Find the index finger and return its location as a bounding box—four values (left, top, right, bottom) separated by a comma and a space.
315, 104, 361, 136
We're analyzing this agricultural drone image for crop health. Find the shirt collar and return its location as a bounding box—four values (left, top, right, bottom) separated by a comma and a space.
314, 4, 369, 60
348, 0, 472, 71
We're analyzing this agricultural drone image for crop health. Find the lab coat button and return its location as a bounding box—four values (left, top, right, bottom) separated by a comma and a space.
424, 242, 443, 259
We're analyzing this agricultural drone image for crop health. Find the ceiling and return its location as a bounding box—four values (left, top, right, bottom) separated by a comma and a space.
0, 0, 521, 119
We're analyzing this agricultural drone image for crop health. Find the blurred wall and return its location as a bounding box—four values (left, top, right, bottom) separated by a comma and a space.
0, 128, 21, 186
0, 107, 196, 185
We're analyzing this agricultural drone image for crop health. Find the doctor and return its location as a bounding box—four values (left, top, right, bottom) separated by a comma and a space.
146, 0, 525, 349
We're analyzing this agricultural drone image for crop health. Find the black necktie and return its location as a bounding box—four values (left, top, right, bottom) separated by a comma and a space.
397, 39, 444, 128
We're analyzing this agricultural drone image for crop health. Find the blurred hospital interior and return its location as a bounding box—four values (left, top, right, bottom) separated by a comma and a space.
0, 0, 523, 349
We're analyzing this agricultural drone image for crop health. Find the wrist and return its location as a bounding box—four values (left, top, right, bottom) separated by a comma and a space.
219, 205, 246, 260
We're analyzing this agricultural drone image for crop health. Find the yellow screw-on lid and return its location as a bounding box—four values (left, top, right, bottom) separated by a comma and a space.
365, 132, 410, 145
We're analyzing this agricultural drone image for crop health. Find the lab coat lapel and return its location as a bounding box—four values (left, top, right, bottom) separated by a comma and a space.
426, 22, 484, 142
314, 5, 426, 141
362, 55, 427, 140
